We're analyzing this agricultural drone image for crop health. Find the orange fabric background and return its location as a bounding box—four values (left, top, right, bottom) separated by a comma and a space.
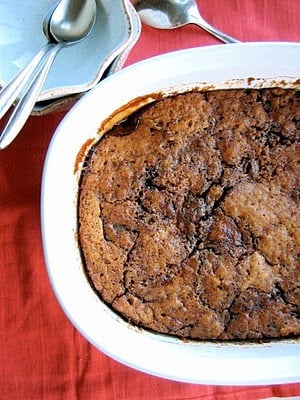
0, 0, 299, 399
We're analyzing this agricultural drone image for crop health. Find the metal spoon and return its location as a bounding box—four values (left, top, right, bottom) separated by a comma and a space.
0, 0, 96, 149
133, 0, 239, 43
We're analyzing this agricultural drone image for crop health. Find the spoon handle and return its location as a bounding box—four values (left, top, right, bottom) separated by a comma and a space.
189, 11, 240, 44
0, 43, 53, 120
0, 43, 62, 149
192, 19, 240, 43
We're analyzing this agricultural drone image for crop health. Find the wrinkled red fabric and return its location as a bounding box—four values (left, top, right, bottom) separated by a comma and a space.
0, 1, 299, 399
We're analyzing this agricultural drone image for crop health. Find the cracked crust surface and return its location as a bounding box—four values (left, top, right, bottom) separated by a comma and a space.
78, 88, 300, 340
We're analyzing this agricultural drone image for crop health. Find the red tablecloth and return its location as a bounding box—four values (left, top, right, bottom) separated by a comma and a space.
0, 1, 299, 399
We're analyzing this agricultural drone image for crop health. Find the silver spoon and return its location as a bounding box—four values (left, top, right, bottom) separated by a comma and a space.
133, 0, 239, 43
0, 0, 96, 150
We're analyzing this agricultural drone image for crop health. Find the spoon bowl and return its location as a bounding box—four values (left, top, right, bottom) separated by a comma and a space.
0, 0, 96, 149
48, 0, 96, 42
133, 0, 239, 43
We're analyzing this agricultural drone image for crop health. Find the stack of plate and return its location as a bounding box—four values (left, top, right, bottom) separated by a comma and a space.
0, 0, 141, 115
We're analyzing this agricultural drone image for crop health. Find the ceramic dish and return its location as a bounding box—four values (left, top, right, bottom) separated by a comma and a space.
31, 0, 141, 115
0, 0, 136, 102
41, 42, 300, 385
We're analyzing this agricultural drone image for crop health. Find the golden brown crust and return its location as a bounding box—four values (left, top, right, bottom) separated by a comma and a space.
78, 88, 300, 340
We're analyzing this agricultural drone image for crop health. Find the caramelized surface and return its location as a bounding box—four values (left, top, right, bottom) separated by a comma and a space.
79, 88, 300, 340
